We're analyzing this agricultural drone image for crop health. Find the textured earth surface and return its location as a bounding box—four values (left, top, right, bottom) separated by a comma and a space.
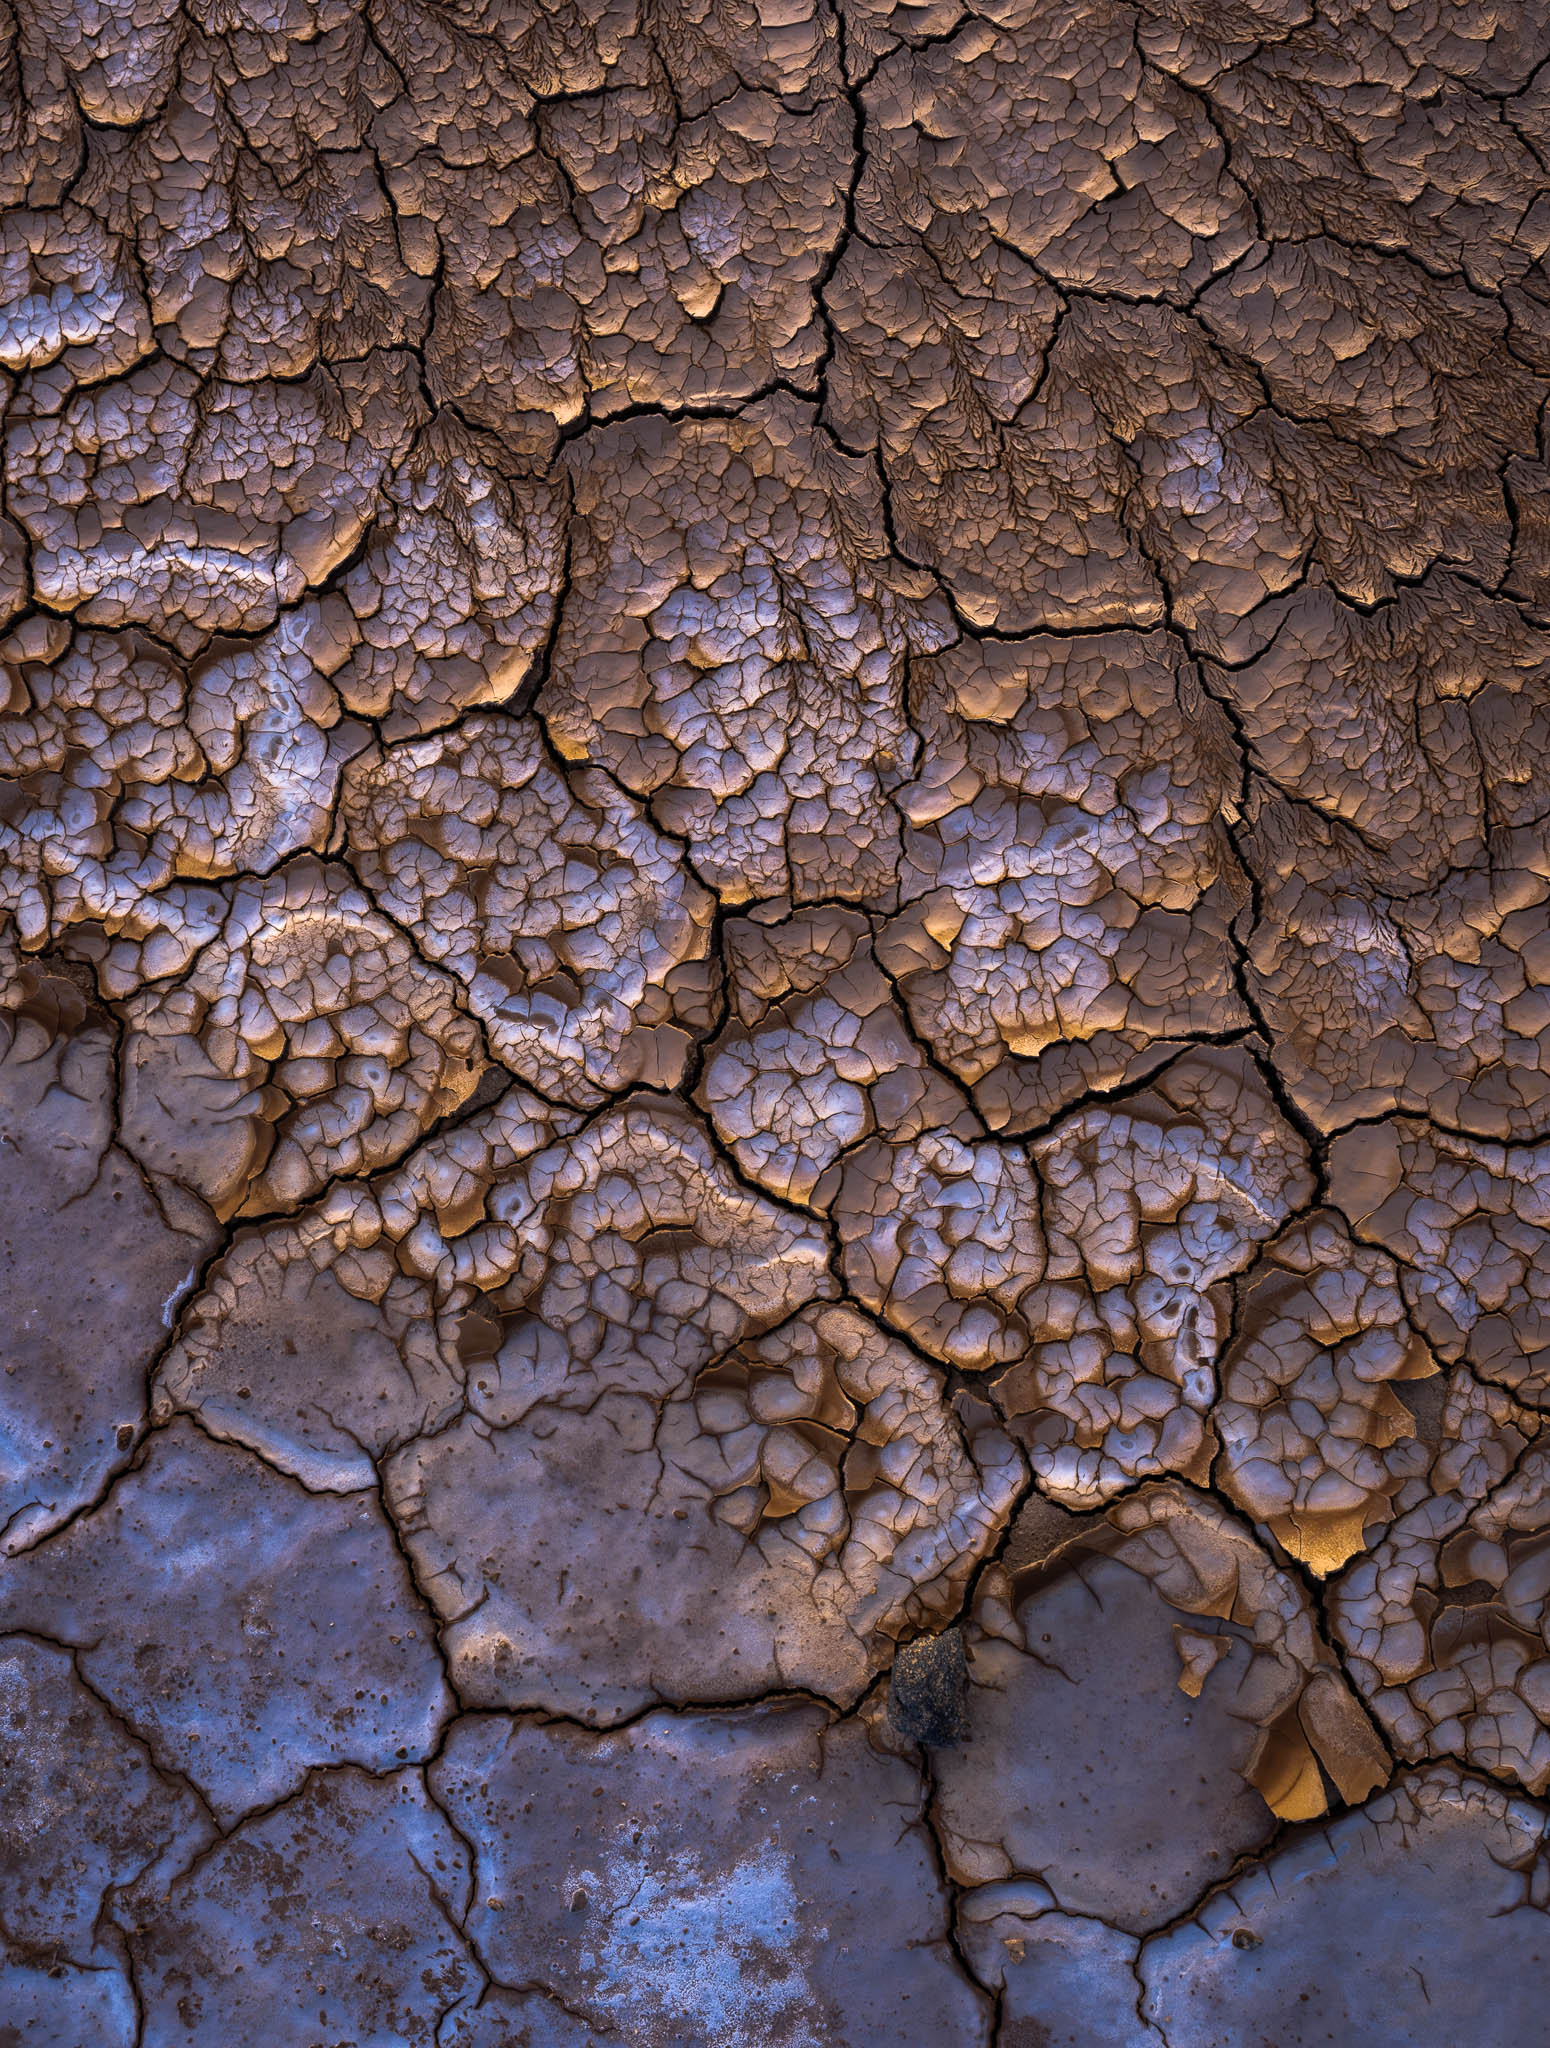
4, 0, 1550, 2040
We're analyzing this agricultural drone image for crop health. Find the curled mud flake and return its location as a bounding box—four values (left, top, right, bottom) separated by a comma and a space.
1230, 590, 1550, 1140
131, 1769, 477, 2048
876, 629, 1250, 1131
0, 1418, 452, 1825
334, 414, 566, 740
387, 1296, 1019, 1717
1330, 1119, 1550, 1407
833, 1125, 1046, 1371
1094, 1483, 1391, 1817
935, 1544, 1280, 1931
394, 21, 848, 427
344, 712, 716, 1105
947, 1481, 1388, 1930
0, 963, 217, 1554
154, 1220, 460, 1492
542, 394, 953, 905
0, 203, 151, 381
430, 1705, 991, 2048
992, 1047, 1313, 1509
1215, 1209, 1438, 1574
0, 607, 372, 974
118, 857, 485, 1219
1328, 1361, 1550, 1795
381, 1104, 889, 1717
700, 906, 977, 1207
4, 349, 424, 655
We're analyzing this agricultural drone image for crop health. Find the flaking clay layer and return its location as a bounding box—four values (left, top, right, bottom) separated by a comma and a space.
2, 0, 1549, 2038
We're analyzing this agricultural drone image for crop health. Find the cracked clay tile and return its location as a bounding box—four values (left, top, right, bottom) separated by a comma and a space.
0, 1417, 451, 1824
131, 1766, 478, 2048
0, 965, 218, 1554
378, 1120, 1022, 1717
1139, 1766, 1550, 2047
0, 1632, 211, 1964
6, 0, 1550, 2023
430, 1701, 992, 2047
956, 1881, 1164, 2048
933, 1548, 1279, 1934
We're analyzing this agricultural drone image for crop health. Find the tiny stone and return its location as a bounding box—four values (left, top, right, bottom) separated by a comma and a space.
888, 1628, 968, 1747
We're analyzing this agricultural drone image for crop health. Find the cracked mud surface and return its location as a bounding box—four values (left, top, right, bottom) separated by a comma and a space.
4, 0, 1550, 2039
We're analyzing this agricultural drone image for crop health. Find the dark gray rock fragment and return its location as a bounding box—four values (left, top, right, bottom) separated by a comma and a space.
888, 1625, 969, 1746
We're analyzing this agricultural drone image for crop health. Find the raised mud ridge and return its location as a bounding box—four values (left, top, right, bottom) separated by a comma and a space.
4, 0, 1550, 2042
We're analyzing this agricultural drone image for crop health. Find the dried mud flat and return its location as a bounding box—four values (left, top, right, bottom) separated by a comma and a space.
4, 0, 1550, 2041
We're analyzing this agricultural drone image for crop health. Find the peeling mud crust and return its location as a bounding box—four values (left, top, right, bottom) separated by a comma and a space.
4, 0, 1550, 2038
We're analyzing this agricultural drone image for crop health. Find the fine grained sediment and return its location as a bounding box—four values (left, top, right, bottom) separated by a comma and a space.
4, 0, 1550, 2039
